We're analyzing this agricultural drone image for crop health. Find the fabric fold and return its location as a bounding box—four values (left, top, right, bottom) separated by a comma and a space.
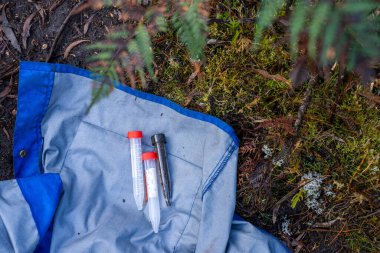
0, 174, 62, 253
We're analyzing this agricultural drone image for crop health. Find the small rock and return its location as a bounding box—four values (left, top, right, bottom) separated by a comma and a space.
42, 44, 48, 50
12, 109, 17, 116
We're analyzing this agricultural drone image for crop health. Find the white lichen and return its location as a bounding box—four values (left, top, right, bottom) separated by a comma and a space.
281, 216, 292, 236
272, 159, 284, 167
324, 184, 336, 198
302, 172, 325, 215
370, 166, 379, 175
262, 145, 273, 159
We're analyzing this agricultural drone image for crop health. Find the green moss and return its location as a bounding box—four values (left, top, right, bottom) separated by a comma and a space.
347, 230, 380, 252
153, 3, 380, 251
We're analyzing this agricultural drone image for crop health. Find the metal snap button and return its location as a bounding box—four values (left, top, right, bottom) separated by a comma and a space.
19, 150, 27, 158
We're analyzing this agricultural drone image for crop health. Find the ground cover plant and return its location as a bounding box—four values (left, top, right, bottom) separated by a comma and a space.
0, 0, 379, 252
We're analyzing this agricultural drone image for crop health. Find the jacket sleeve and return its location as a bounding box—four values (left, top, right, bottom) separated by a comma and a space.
0, 174, 62, 253
227, 215, 291, 253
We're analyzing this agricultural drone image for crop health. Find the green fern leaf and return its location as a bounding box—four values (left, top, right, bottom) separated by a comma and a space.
87, 43, 118, 51
290, 0, 309, 57
341, 1, 378, 13
172, 0, 208, 60
107, 31, 129, 40
254, 0, 284, 47
291, 189, 305, 209
155, 16, 168, 32
308, 2, 331, 58
135, 24, 154, 76
321, 13, 340, 64
87, 51, 112, 62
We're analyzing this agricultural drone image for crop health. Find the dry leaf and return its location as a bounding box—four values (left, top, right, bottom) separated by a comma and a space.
1, 5, 21, 52
33, 3, 45, 26
49, 0, 64, 12
63, 39, 90, 59
22, 11, 38, 49
83, 13, 96, 35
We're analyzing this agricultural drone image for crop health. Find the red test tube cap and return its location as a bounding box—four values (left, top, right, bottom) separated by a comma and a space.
128, 131, 143, 139
142, 152, 157, 160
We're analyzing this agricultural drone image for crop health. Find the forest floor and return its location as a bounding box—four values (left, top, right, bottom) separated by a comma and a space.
0, 1, 379, 252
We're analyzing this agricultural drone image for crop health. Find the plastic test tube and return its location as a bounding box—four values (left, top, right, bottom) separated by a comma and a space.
128, 131, 145, 211
142, 152, 160, 233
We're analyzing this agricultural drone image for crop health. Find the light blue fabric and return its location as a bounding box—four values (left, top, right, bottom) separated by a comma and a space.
0, 61, 290, 252
0, 175, 62, 253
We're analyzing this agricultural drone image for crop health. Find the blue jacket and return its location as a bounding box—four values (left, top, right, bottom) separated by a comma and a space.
0, 62, 290, 253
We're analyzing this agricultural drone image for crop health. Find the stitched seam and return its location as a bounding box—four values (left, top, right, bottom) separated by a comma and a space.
202, 145, 228, 189
201, 141, 236, 197
173, 181, 202, 252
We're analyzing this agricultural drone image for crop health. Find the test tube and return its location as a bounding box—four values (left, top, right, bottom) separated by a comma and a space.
128, 131, 145, 211
142, 152, 160, 233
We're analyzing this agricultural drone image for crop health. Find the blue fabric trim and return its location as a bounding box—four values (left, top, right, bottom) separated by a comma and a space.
19, 61, 239, 146
16, 174, 63, 244
233, 213, 245, 221
14, 64, 55, 177
34, 223, 54, 253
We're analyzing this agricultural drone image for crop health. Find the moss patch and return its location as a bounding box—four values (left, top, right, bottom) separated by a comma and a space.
153, 2, 380, 251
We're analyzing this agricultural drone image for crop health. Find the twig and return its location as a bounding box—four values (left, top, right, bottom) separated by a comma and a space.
45, 1, 85, 62
359, 209, 380, 219
276, 77, 317, 166
0, 65, 19, 79
313, 217, 343, 228
307, 227, 358, 233
49, 0, 65, 12
358, 89, 380, 105
187, 61, 202, 85
252, 68, 291, 87
269, 78, 318, 224
2, 127, 10, 141
328, 222, 347, 246
294, 78, 315, 134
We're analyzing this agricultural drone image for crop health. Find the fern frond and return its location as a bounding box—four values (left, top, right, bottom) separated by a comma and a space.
290, 0, 309, 57
321, 13, 340, 64
172, 0, 208, 60
341, 1, 378, 13
88, 51, 113, 62
308, 2, 331, 58
87, 43, 118, 51
254, 0, 284, 47
136, 24, 154, 76
107, 30, 129, 40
